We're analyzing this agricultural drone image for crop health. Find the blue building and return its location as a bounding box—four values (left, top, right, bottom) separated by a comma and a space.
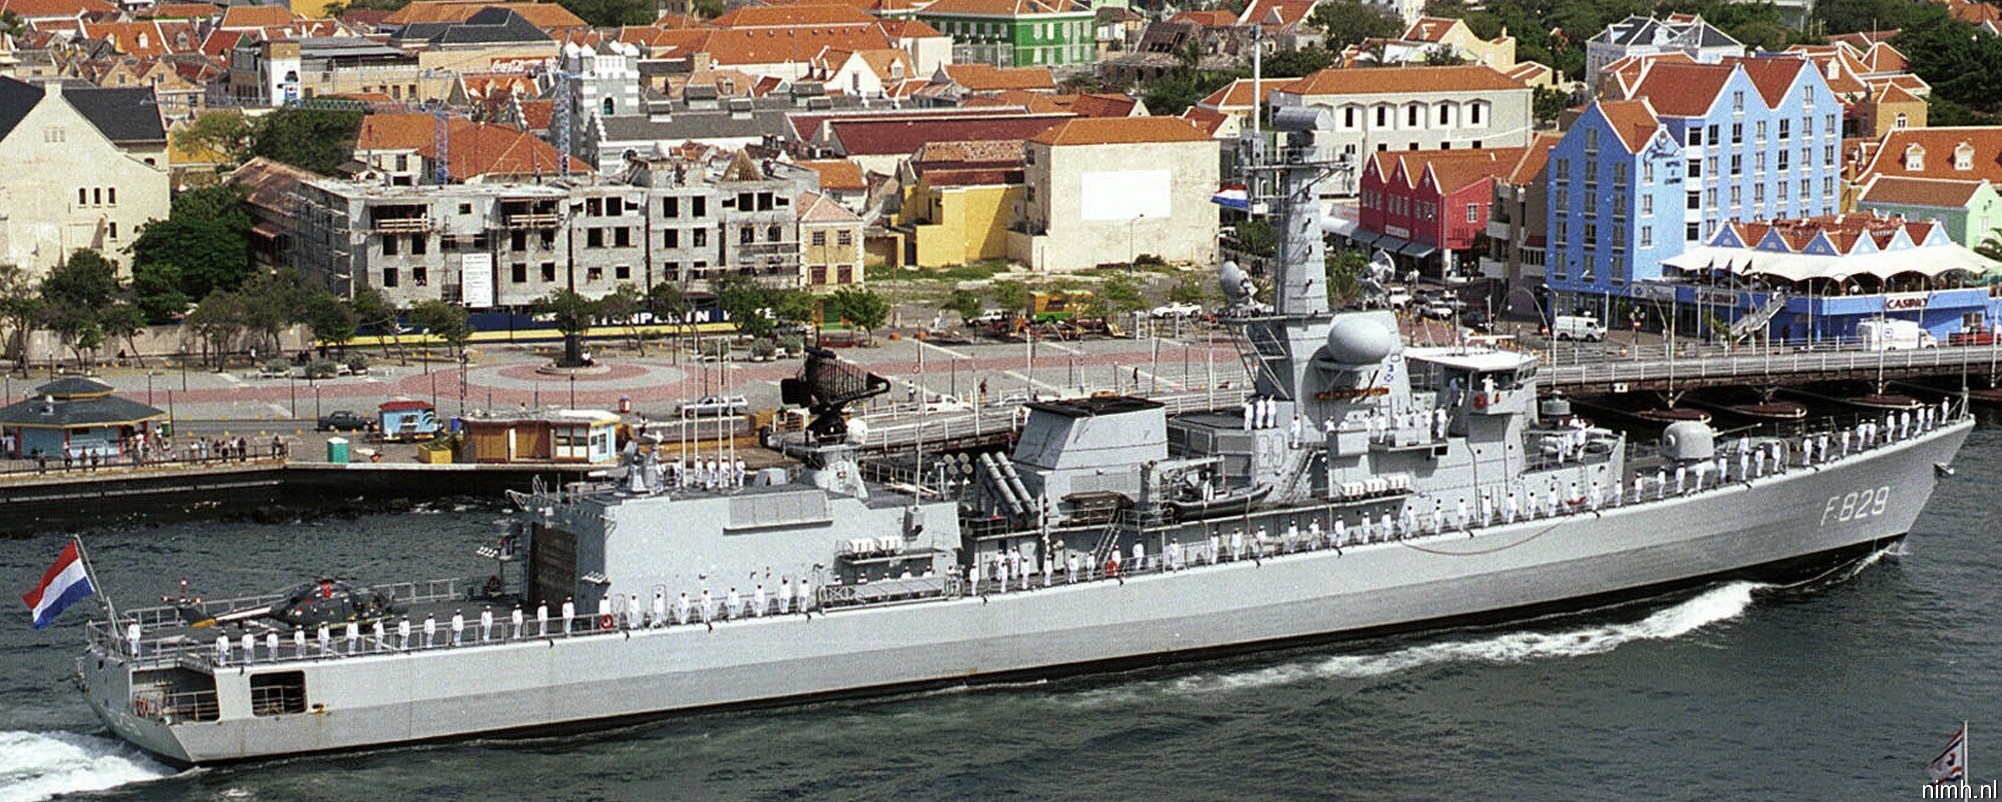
0, 377, 166, 460
1546, 55, 1844, 321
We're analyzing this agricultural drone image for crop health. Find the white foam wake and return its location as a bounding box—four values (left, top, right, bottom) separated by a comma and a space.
1129, 581, 1769, 698
0, 731, 177, 802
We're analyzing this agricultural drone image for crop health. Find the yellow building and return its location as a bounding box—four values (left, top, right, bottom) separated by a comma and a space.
893, 139, 1025, 267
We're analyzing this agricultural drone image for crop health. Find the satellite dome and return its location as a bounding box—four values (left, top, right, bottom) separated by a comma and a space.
1219, 261, 1246, 301
1324, 316, 1396, 366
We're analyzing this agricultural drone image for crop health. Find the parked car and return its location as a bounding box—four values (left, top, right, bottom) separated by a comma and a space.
1462, 310, 1493, 332
1552, 315, 1606, 342
316, 410, 371, 432
1151, 302, 1203, 318
1382, 288, 1414, 309
1421, 303, 1457, 320
678, 395, 749, 416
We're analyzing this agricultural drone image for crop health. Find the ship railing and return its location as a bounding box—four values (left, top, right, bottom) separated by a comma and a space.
818, 575, 950, 608
133, 687, 220, 723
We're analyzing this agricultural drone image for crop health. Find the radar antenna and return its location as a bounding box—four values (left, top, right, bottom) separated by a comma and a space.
780, 347, 891, 443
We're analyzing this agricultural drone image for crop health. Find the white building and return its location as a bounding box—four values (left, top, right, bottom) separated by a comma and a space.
0, 78, 169, 280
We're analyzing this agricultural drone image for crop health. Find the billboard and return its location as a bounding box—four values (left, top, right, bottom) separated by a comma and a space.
461, 253, 495, 308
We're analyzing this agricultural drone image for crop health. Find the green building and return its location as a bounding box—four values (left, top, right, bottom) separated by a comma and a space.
915, 0, 1101, 67
1853, 176, 2002, 251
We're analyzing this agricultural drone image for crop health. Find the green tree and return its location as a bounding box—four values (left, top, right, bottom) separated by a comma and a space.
409, 299, 472, 357
829, 287, 889, 344
127, 184, 254, 302
130, 262, 190, 324
42, 250, 120, 368
1309, 0, 1404, 49
100, 302, 146, 365
0, 10, 24, 37
247, 108, 364, 175
555, 0, 655, 25
646, 280, 690, 360
990, 279, 1031, 317
1262, 46, 1334, 78
943, 287, 985, 323
1166, 273, 1217, 306
179, 110, 254, 168
710, 274, 775, 338
351, 285, 403, 362
0, 263, 41, 372
770, 289, 819, 333
1326, 250, 1366, 308
234, 269, 308, 355
538, 288, 599, 365
595, 282, 647, 354
1139, 70, 1241, 116
303, 290, 357, 351
1093, 273, 1148, 320
1533, 86, 1571, 125
184, 289, 247, 369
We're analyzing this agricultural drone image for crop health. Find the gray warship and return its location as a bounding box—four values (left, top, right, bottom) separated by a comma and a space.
76, 107, 1972, 764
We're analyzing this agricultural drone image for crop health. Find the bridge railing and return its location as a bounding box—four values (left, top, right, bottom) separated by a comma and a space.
1544, 341, 2002, 388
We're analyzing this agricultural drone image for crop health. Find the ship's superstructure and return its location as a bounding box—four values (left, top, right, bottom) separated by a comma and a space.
73, 106, 1974, 767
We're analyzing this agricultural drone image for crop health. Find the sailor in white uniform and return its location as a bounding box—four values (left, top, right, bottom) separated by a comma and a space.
797, 577, 813, 612
1241, 400, 1254, 431
268, 631, 281, 661
536, 602, 549, 637
345, 620, 360, 655
293, 626, 307, 658
1066, 553, 1079, 583
677, 592, 692, 625
317, 623, 331, 656
1379, 512, 1393, 540
561, 597, 575, 634
1455, 498, 1469, 529
1430, 501, 1443, 534
398, 618, 412, 650
779, 579, 794, 614
450, 610, 465, 646
754, 584, 768, 617
1308, 519, 1322, 547
242, 632, 256, 664
373, 619, 386, 652
727, 587, 742, 619
700, 589, 715, 622
1230, 528, 1244, 560
595, 596, 612, 629
1332, 517, 1347, 546
215, 634, 230, 666
127, 622, 142, 657
480, 606, 494, 642
653, 591, 668, 628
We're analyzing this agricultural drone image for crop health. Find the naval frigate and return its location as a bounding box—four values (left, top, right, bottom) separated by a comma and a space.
74, 106, 1971, 765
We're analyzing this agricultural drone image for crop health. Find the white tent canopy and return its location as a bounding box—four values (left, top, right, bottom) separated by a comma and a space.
1664, 244, 1998, 283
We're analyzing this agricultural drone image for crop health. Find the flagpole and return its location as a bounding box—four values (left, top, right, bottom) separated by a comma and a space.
68, 534, 119, 626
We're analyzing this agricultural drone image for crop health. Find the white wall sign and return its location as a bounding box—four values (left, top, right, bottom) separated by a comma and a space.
461, 253, 495, 308
1080, 170, 1171, 221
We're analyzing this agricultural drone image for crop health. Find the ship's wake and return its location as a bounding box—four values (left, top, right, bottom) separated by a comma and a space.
0, 730, 179, 802
1061, 581, 1773, 706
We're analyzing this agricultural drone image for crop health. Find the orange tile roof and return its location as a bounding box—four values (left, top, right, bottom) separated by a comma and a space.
519, 99, 554, 132
1065, 93, 1139, 117
941, 63, 1055, 91
1828, 29, 1899, 49
1402, 16, 1463, 42
1720, 56, 1810, 106
760, 0, 916, 14
700, 27, 893, 66
0, 0, 116, 19
357, 112, 455, 151
418, 122, 578, 179
710, 4, 876, 27
1237, 0, 1311, 28
1196, 78, 1272, 110
1857, 175, 1984, 207
919, 0, 1082, 16
80, 20, 196, 57
1860, 41, 1909, 73
1505, 133, 1560, 184
798, 159, 866, 191
147, 2, 219, 18
197, 28, 243, 57
1282, 65, 1528, 97
1871, 81, 1923, 104
1595, 98, 1663, 153
986, 88, 1066, 113
1180, 106, 1230, 135
217, 5, 298, 29
1623, 61, 1733, 116
1859, 126, 2002, 183
1028, 116, 1210, 146
1167, 9, 1235, 26
877, 18, 943, 37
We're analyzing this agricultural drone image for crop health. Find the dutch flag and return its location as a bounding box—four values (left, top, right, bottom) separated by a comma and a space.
1930, 723, 1969, 786
21, 541, 95, 630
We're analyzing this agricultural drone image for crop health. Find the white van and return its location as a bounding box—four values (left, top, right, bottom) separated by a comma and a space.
1856, 318, 1938, 350
1552, 315, 1605, 342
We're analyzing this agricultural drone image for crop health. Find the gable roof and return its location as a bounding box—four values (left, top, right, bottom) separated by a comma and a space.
1855, 175, 1985, 208
1590, 14, 1739, 48
62, 84, 166, 143
1167, 9, 1235, 26
1402, 16, 1465, 43
1592, 98, 1662, 153
710, 4, 876, 27
1719, 55, 1808, 106
797, 190, 861, 223
1504, 133, 1560, 184
1282, 65, 1527, 97
384, 0, 583, 28
797, 158, 866, 191
1621, 60, 1735, 116
698, 27, 894, 67
398, 7, 551, 45
216, 4, 298, 29
0, 0, 118, 20
1858, 126, 2002, 184
1027, 115, 1210, 146
417, 121, 577, 179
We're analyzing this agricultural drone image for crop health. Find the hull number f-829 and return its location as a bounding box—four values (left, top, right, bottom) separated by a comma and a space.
1821, 486, 1890, 526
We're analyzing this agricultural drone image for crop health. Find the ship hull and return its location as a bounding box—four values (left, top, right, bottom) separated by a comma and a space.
93, 420, 1971, 764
